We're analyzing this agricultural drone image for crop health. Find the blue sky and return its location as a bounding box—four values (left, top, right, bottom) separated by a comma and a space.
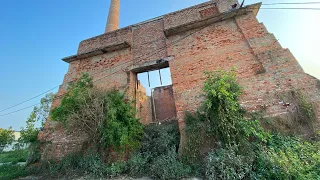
0, 0, 319, 130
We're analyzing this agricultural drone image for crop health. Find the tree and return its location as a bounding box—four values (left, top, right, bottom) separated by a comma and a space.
18, 93, 55, 164
0, 127, 15, 152
19, 93, 54, 144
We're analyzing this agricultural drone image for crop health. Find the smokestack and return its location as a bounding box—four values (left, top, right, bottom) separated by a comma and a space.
105, 0, 120, 33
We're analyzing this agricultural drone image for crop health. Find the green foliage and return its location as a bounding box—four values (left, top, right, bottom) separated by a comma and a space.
149, 147, 192, 180
51, 73, 143, 152
183, 111, 212, 167
20, 93, 54, 144
293, 91, 317, 125
184, 70, 270, 164
265, 90, 318, 137
254, 135, 320, 179
201, 70, 244, 146
51, 73, 93, 125
126, 121, 191, 180
184, 69, 320, 179
101, 90, 143, 152
19, 112, 39, 144
26, 142, 41, 165
17, 93, 54, 166
140, 121, 180, 156
125, 152, 150, 176
8, 69, 318, 180
206, 146, 253, 180
0, 149, 28, 164
0, 127, 15, 153
0, 164, 29, 180
36, 152, 126, 178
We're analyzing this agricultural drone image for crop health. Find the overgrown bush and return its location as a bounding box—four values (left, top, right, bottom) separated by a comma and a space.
254, 135, 320, 179
200, 70, 244, 146
34, 152, 126, 178
149, 147, 191, 180
206, 146, 253, 180
31, 121, 189, 180
140, 121, 180, 156
0, 164, 29, 180
51, 73, 143, 152
184, 69, 320, 180
126, 121, 191, 179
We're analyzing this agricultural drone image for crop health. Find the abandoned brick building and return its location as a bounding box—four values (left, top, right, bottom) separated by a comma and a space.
38, 0, 320, 160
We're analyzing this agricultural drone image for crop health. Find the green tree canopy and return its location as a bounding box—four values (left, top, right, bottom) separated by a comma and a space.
19, 93, 55, 144
0, 127, 15, 152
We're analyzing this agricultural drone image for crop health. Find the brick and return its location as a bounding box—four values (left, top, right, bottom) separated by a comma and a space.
39, 0, 320, 160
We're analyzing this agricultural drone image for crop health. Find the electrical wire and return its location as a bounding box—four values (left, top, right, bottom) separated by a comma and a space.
262, 2, 320, 6
0, 86, 59, 113
0, 20, 215, 117
260, 7, 320, 10
1, 6, 318, 116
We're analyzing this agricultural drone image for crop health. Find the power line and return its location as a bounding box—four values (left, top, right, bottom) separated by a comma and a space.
0, 22, 213, 117
0, 13, 215, 114
0, 86, 59, 113
0, 9, 262, 118
260, 7, 320, 10
2, 4, 318, 113
0, 103, 41, 117
0, 56, 133, 113
262, 2, 320, 6
3, 6, 316, 117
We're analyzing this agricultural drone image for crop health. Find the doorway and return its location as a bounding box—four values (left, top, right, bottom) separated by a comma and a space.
135, 67, 177, 124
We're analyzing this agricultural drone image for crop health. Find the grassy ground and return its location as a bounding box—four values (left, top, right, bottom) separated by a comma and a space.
0, 149, 28, 164
0, 164, 29, 180
0, 149, 29, 180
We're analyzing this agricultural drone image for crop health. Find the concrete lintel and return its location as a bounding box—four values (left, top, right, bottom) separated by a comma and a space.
164, 3, 262, 36
130, 57, 173, 73
62, 42, 130, 63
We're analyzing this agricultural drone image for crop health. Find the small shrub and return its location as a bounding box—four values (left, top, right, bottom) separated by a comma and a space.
140, 121, 180, 157
126, 121, 191, 179
126, 152, 150, 177
150, 147, 191, 180
0, 164, 29, 180
104, 162, 127, 178
206, 146, 253, 180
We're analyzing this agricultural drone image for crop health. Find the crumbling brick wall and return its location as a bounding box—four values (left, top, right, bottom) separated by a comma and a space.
136, 81, 152, 125
152, 85, 177, 121
38, 0, 320, 160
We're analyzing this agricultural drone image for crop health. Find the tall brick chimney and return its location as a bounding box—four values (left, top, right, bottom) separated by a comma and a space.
105, 0, 120, 33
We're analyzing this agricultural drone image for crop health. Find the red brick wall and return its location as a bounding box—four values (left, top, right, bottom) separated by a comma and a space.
39, 1, 320, 160
152, 85, 177, 121
132, 19, 167, 64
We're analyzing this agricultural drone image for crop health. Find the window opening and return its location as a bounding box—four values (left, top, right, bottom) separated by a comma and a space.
136, 67, 176, 124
